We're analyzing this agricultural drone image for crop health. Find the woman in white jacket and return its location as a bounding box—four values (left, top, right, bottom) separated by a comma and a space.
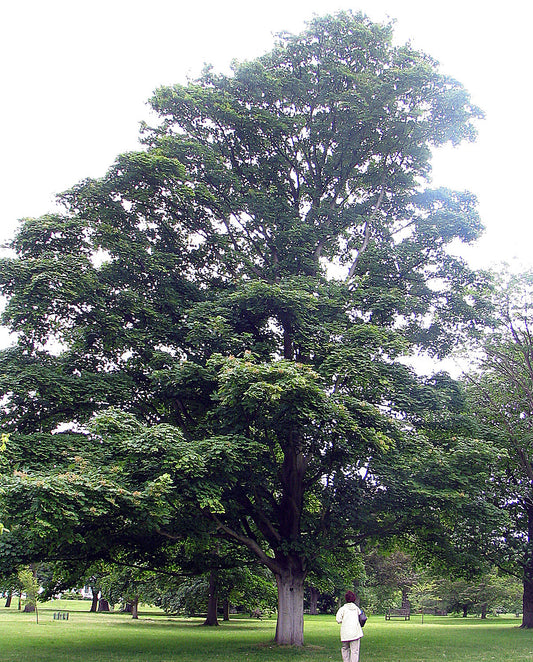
335, 591, 364, 662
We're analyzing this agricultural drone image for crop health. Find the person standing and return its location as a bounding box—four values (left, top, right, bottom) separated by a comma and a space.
335, 591, 364, 662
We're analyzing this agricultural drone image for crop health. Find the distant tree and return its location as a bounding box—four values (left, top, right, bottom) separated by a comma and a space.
215, 565, 277, 621
100, 566, 157, 619
439, 568, 522, 618
305, 545, 363, 614
365, 549, 418, 609
409, 573, 442, 619
18, 566, 39, 623
0, 569, 22, 609
467, 270, 533, 628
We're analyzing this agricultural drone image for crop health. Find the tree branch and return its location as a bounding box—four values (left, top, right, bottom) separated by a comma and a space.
346, 183, 386, 281
210, 514, 281, 575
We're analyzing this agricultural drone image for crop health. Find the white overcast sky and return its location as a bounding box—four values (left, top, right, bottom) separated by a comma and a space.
1, 0, 532, 271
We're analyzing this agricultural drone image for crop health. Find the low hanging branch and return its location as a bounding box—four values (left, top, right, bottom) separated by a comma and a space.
347, 181, 387, 281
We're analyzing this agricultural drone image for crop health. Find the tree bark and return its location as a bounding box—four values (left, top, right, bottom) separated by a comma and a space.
4, 592, 12, 608
131, 596, 139, 620
203, 570, 219, 626
521, 500, 533, 628
274, 565, 305, 645
308, 586, 319, 615
223, 598, 230, 621
89, 588, 99, 612
522, 573, 533, 628
97, 598, 111, 612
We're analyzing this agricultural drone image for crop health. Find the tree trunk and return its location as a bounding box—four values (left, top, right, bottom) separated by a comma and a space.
98, 598, 111, 612
89, 588, 99, 612
274, 566, 305, 646
223, 598, 230, 621
131, 596, 139, 620
308, 586, 319, 615
522, 500, 533, 628
203, 570, 219, 626
481, 603, 488, 619
462, 605, 468, 618
522, 574, 533, 628
4, 592, 12, 608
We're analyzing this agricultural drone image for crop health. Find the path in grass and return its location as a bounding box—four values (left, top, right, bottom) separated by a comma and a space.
0, 602, 531, 662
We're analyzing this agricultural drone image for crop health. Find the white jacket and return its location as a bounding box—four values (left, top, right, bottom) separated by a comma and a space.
336, 602, 364, 641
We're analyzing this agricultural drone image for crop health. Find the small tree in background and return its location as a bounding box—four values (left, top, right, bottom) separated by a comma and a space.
18, 566, 39, 623
365, 549, 418, 610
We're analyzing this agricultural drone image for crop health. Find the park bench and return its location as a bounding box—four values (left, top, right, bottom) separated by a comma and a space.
53, 610, 69, 620
385, 607, 410, 620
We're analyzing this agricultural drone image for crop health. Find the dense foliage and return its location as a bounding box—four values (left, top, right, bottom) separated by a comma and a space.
466, 271, 533, 628
0, 11, 495, 644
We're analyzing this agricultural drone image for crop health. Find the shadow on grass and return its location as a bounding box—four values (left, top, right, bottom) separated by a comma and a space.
111, 617, 277, 632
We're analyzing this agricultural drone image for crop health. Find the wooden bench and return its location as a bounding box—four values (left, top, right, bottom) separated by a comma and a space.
53, 611, 69, 620
385, 608, 410, 620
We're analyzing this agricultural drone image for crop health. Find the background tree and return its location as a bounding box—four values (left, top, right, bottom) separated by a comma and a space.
0, 569, 23, 609
467, 270, 533, 628
0, 11, 490, 645
211, 564, 278, 621
409, 572, 442, 620
18, 566, 39, 623
365, 548, 418, 611
99, 566, 159, 619
439, 569, 514, 619
305, 545, 363, 615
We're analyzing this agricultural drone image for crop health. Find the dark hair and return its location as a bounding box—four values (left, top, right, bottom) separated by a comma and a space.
345, 591, 356, 603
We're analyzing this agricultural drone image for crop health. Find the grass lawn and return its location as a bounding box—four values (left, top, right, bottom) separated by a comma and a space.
0, 601, 531, 661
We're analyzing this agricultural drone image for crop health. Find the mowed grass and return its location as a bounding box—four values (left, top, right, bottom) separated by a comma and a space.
0, 601, 532, 662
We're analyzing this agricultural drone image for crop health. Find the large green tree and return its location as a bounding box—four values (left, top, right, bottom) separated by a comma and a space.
0, 12, 492, 644
467, 270, 533, 628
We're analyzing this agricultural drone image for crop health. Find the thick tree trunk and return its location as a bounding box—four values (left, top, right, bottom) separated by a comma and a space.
481, 603, 488, 619
131, 596, 139, 620
98, 598, 111, 612
203, 570, 219, 626
272, 441, 307, 645
308, 586, 319, 615
223, 598, 230, 621
462, 605, 468, 618
522, 574, 533, 628
4, 592, 12, 608
275, 567, 305, 646
89, 588, 99, 612
522, 500, 533, 628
